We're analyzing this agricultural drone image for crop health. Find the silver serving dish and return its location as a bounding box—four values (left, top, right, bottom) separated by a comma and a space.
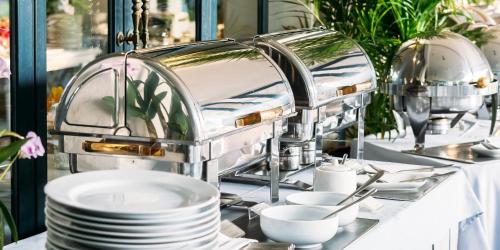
250, 28, 376, 173
481, 26, 500, 78
386, 31, 498, 150
53, 40, 296, 201
479, 26, 500, 109
450, 6, 496, 26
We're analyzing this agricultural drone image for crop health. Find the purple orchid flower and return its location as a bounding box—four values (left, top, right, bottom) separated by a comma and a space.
0, 58, 10, 79
99, 61, 140, 79
19, 131, 45, 159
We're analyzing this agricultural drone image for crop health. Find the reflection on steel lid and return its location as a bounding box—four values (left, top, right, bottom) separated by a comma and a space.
253, 28, 376, 108
390, 31, 493, 86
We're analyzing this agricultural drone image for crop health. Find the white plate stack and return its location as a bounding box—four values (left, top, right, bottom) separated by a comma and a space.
44, 170, 220, 250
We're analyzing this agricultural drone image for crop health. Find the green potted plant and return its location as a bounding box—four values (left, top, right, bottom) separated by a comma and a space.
298, 0, 488, 138
0, 58, 45, 248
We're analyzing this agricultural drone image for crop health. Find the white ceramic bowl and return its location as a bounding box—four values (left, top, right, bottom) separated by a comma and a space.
260, 205, 339, 248
286, 192, 358, 226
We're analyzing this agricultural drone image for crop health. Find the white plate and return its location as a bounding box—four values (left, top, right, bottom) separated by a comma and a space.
471, 144, 500, 158
46, 196, 219, 223
44, 170, 219, 217
46, 210, 220, 239
45, 240, 64, 250
46, 218, 220, 244
47, 223, 220, 250
46, 199, 219, 226
47, 233, 219, 250
46, 207, 219, 234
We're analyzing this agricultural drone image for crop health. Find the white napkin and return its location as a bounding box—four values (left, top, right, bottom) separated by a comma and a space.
218, 233, 257, 250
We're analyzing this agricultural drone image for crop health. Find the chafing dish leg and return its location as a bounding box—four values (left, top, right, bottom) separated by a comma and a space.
356, 104, 366, 160
392, 96, 407, 139
183, 162, 203, 180
406, 95, 431, 151
490, 94, 498, 136
205, 160, 220, 189
314, 124, 323, 166
68, 153, 79, 173
269, 122, 282, 203
393, 110, 407, 139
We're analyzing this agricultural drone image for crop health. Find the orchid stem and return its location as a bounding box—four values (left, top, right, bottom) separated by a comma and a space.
0, 153, 19, 181
0, 132, 23, 140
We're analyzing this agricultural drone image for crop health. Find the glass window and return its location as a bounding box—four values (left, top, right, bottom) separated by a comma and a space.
147, 0, 196, 46
217, 0, 257, 39
216, 0, 319, 39
268, 0, 319, 33
46, 0, 108, 180
0, 0, 11, 225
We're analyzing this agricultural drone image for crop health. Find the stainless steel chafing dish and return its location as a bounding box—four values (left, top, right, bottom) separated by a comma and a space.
52, 40, 295, 201
478, 26, 500, 112
226, 28, 376, 183
386, 31, 498, 150
481, 26, 500, 79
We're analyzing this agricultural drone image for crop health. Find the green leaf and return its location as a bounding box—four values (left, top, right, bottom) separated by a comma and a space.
174, 112, 189, 135
144, 72, 160, 105
127, 106, 146, 119
0, 139, 28, 164
146, 103, 158, 120
101, 96, 116, 110
169, 91, 182, 115
0, 201, 17, 242
127, 83, 145, 110
126, 77, 143, 88
151, 91, 168, 106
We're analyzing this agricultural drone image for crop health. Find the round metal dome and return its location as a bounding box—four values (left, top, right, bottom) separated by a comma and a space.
390, 31, 495, 96
481, 26, 500, 76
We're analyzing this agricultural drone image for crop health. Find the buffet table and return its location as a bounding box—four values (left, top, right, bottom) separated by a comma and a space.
359, 119, 498, 250
6, 161, 484, 250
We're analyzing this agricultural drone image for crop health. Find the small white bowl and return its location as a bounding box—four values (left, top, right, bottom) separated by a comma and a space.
286, 192, 358, 226
260, 205, 339, 248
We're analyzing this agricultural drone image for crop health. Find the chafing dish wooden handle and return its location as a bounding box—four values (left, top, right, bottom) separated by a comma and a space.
235, 107, 283, 128
476, 77, 490, 88
82, 141, 165, 157
337, 82, 373, 96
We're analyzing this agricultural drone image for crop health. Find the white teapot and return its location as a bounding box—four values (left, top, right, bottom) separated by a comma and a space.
313, 159, 357, 194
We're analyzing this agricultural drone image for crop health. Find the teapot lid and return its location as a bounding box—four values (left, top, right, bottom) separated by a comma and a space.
319, 159, 354, 172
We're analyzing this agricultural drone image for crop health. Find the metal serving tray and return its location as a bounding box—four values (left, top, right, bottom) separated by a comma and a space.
402, 141, 491, 164
232, 214, 378, 250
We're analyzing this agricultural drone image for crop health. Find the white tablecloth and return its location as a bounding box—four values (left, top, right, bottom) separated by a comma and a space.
361, 119, 499, 250
5, 162, 484, 250
219, 161, 484, 250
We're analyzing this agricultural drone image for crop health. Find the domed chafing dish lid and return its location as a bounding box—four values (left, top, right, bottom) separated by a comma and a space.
54, 40, 296, 143
388, 31, 497, 97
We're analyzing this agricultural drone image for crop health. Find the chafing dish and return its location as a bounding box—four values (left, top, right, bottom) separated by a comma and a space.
478, 26, 500, 113
450, 5, 497, 26
481, 26, 500, 78
52, 39, 295, 201
386, 31, 498, 150
226, 28, 376, 183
